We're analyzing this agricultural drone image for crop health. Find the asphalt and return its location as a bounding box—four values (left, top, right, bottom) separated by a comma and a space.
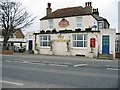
1, 53, 119, 88
2, 59, 118, 88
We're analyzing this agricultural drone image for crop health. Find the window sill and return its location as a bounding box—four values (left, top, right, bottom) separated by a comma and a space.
72, 47, 88, 49
40, 46, 50, 49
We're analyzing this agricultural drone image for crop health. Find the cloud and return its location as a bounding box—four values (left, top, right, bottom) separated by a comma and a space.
19, 0, 119, 32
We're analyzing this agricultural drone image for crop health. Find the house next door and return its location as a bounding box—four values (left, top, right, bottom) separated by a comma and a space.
28, 40, 33, 50
102, 35, 110, 54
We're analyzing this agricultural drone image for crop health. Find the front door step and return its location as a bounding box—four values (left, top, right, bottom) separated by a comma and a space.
98, 54, 113, 60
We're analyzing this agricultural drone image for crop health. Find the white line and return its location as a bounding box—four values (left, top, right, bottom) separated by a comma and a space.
107, 68, 120, 71
0, 81, 24, 86
29, 62, 46, 65
14, 61, 23, 63
51, 62, 71, 65
74, 64, 88, 67
15, 59, 24, 61
5, 60, 12, 62
49, 64, 68, 67
22, 61, 27, 64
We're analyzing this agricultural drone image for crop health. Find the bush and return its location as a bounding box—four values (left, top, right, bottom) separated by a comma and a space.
52, 29, 57, 33
40, 30, 45, 33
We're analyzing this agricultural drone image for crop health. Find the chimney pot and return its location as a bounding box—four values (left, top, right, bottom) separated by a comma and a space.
94, 9, 96, 12
88, 2, 90, 6
90, 2, 92, 6
46, 3, 52, 15
92, 8, 99, 15
86, 2, 92, 7
97, 8, 98, 12
85, 2, 87, 7
48, 3, 51, 8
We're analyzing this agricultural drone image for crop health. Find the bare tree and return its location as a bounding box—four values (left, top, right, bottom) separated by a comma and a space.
0, 0, 36, 50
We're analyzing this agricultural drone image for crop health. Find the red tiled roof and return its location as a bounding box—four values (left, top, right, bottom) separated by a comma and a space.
40, 6, 93, 20
40, 5, 109, 26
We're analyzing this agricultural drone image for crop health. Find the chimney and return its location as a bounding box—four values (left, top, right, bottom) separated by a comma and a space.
46, 3, 52, 15
84, 2, 92, 13
93, 8, 99, 15
85, 2, 92, 7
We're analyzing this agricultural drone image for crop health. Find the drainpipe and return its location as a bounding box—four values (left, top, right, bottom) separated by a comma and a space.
34, 34, 37, 50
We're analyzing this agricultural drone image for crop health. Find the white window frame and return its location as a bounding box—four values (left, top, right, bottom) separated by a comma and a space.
72, 34, 88, 48
76, 17, 82, 29
48, 19, 53, 29
40, 35, 51, 47
98, 21, 104, 29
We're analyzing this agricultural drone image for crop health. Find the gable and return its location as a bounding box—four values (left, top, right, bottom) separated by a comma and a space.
14, 30, 24, 38
0, 29, 24, 38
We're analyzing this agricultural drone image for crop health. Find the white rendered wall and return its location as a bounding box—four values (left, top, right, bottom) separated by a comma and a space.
37, 32, 100, 57
26, 32, 35, 51
40, 15, 97, 31
99, 29, 116, 59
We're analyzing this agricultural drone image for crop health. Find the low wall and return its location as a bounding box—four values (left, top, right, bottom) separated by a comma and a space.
115, 52, 120, 58
1, 50, 14, 55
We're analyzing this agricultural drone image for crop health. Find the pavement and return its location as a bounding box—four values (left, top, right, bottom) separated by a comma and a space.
12, 52, 120, 61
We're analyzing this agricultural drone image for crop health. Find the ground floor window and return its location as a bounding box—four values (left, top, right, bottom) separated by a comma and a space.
72, 34, 87, 47
40, 35, 51, 47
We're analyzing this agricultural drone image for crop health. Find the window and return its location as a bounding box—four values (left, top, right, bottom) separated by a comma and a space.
40, 35, 51, 47
76, 17, 82, 28
72, 34, 87, 47
98, 21, 104, 29
48, 19, 53, 29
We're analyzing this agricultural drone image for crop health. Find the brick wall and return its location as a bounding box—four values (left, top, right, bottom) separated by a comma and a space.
1, 50, 14, 55
115, 52, 120, 58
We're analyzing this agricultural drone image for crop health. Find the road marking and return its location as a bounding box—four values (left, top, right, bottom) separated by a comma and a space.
0, 80, 24, 86
4, 60, 12, 62
22, 61, 27, 64
51, 62, 71, 65
107, 68, 120, 71
31, 63, 46, 65
48, 64, 68, 67
15, 59, 24, 61
74, 64, 88, 67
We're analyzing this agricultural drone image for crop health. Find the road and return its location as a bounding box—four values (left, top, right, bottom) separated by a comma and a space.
1, 54, 119, 88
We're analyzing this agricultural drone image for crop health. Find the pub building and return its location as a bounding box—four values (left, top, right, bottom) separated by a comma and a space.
26, 2, 116, 59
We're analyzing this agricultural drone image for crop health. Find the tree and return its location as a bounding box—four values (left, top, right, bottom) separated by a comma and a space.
0, 0, 36, 50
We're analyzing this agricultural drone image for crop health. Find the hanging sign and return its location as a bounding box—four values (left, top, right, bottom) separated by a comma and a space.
90, 38, 96, 48
59, 18, 69, 28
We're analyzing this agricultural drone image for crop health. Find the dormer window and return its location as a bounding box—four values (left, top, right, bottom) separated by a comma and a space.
48, 19, 53, 29
98, 21, 104, 29
76, 17, 82, 29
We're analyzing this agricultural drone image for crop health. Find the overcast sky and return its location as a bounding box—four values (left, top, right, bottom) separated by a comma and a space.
14, 0, 119, 33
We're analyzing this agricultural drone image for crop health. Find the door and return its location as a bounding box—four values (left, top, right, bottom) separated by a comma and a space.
28, 40, 33, 50
54, 42, 67, 55
102, 35, 110, 54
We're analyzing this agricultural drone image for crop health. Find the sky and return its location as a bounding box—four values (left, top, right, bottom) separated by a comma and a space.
12, 0, 120, 33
